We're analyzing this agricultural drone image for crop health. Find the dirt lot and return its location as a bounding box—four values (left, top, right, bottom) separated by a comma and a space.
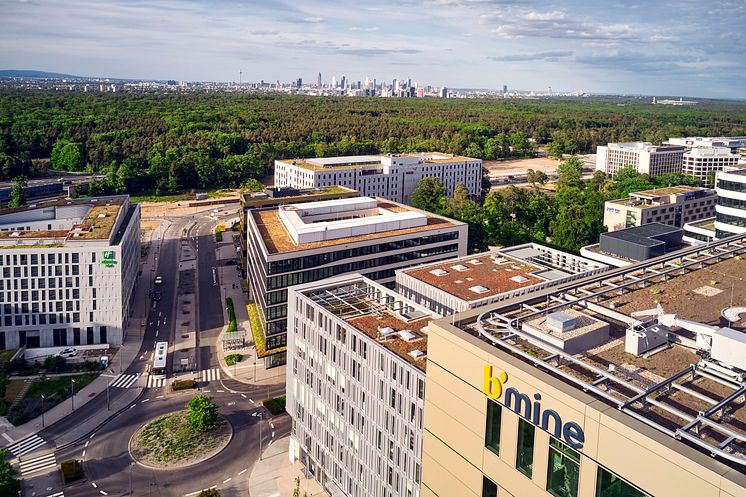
484, 155, 596, 178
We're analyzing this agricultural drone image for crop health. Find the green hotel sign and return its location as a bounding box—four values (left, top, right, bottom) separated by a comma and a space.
102, 250, 117, 268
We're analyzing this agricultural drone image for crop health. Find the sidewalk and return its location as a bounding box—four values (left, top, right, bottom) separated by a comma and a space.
0, 219, 170, 448
248, 436, 329, 497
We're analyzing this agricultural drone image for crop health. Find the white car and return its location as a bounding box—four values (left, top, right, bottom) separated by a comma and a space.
154, 276, 163, 285
58, 347, 78, 358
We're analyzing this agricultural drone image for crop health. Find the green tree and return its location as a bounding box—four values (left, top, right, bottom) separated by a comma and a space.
705, 170, 717, 188
551, 203, 591, 253
526, 169, 548, 188
240, 178, 264, 192
51, 139, 85, 171
197, 489, 221, 497
8, 175, 27, 208
0, 448, 20, 495
186, 395, 218, 432
410, 177, 446, 214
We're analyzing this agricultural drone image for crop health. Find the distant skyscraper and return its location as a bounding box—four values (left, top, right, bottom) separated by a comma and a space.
331, 75, 337, 88
296, 78, 302, 88
341, 76, 346, 89
439, 87, 448, 98
503, 84, 508, 94
317, 72, 322, 89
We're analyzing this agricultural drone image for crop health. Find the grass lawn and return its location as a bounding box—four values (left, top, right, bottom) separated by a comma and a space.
130, 192, 194, 203
0, 349, 16, 364
4, 379, 27, 404
247, 303, 265, 354
25, 374, 98, 400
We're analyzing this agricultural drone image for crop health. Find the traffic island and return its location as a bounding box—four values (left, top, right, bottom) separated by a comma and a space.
129, 411, 233, 469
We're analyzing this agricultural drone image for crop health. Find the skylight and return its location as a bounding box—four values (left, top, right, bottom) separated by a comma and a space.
430, 269, 448, 276
469, 285, 489, 294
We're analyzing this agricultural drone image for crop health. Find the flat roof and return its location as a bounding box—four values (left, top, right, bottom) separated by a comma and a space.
240, 186, 357, 207
251, 199, 460, 255
453, 233, 746, 469
601, 223, 682, 247
304, 277, 436, 371
277, 152, 477, 171
633, 186, 708, 197
688, 217, 716, 231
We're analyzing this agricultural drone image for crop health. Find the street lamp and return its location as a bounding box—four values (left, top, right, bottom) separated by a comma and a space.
106, 376, 110, 411
41, 394, 45, 427
70, 378, 76, 411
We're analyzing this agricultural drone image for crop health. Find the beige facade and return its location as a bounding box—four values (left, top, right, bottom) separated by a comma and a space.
595, 142, 685, 177
422, 320, 746, 497
603, 186, 716, 231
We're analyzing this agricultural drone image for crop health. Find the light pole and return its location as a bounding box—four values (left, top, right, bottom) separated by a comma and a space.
258, 410, 263, 461
41, 394, 45, 427
106, 376, 110, 411
70, 378, 76, 411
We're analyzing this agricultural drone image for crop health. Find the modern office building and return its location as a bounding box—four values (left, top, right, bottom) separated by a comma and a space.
0, 195, 140, 350
239, 186, 359, 274
682, 147, 741, 186
422, 235, 746, 497
245, 196, 467, 365
287, 274, 437, 497
714, 168, 746, 238
665, 135, 746, 154
595, 142, 685, 177
581, 223, 684, 267
395, 244, 608, 316
273, 153, 483, 205
602, 186, 716, 231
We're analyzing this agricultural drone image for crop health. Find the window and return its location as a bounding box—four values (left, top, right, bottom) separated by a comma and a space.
596, 467, 649, 497
547, 438, 580, 497
482, 476, 498, 497
516, 418, 535, 477
485, 399, 502, 455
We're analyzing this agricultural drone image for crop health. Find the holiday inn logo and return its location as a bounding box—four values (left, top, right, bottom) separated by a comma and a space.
483, 365, 585, 449
102, 250, 117, 268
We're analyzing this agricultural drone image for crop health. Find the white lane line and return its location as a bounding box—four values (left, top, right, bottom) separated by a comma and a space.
237, 469, 247, 476
129, 404, 135, 409
156, 395, 164, 399
85, 441, 89, 448
100, 491, 108, 496
267, 440, 273, 447
270, 423, 274, 429
2, 432, 14, 443
92, 482, 98, 488
90, 434, 95, 439
222, 478, 232, 484
240, 394, 246, 398
141, 399, 150, 403
155, 330, 159, 337
272, 431, 275, 438
82, 450, 86, 457
249, 398, 254, 403
217, 390, 224, 393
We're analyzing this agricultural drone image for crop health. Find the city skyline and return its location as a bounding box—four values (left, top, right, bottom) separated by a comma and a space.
1, 0, 744, 98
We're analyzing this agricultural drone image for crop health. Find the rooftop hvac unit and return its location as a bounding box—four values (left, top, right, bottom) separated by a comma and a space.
711, 327, 746, 372
546, 312, 576, 333
625, 322, 670, 356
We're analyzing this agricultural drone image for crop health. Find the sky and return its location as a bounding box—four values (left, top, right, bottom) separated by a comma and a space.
1, 0, 744, 98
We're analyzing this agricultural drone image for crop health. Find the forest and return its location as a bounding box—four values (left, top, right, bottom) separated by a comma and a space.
1, 91, 746, 196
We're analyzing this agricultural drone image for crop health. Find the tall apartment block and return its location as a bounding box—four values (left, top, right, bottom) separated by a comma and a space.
602, 186, 716, 231
287, 274, 436, 497
682, 147, 741, 186
273, 153, 483, 205
0, 196, 140, 350
595, 142, 685, 177
245, 196, 467, 366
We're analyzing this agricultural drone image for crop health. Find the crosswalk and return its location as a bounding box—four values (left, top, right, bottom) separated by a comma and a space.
19, 451, 57, 477
110, 373, 140, 389
201, 368, 221, 382
7, 434, 46, 457
147, 375, 166, 389
46, 493, 64, 497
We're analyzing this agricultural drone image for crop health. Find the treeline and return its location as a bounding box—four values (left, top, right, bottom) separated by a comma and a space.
1, 91, 745, 194
411, 159, 702, 253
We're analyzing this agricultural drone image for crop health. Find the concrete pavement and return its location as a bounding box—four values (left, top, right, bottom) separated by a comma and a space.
249, 436, 328, 497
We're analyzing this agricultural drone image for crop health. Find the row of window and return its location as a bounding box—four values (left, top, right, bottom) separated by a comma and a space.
717, 179, 746, 193
716, 212, 746, 228
0, 252, 85, 266
484, 400, 649, 497
717, 196, 746, 211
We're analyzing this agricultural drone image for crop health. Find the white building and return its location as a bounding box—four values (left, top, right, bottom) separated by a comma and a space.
682, 147, 740, 186
595, 142, 685, 177
246, 196, 467, 366
0, 196, 140, 350
665, 136, 746, 154
274, 153, 483, 205
714, 168, 746, 238
395, 244, 608, 316
287, 274, 436, 497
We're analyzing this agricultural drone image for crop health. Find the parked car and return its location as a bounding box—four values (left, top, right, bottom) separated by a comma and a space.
154, 275, 163, 285
58, 347, 78, 358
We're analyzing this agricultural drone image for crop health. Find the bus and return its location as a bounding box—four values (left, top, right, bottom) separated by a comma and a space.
152, 341, 168, 379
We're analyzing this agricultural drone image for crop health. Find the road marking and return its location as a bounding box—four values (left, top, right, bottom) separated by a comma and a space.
222, 478, 232, 484
141, 399, 150, 403
18, 452, 56, 476
267, 440, 273, 447
85, 441, 89, 448
110, 373, 139, 389
201, 368, 221, 382
216, 389, 224, 393
240, 394, 246, 398
90, 434, 95, 439
147, 376, 166, 389
155, 330, 159, 337
7, 434, 46, 457
237, 469, 247, 476
82, 450, 86, 457
156, 395, 163, 399
272, 431, 275, 438
270, 423, 274, 429
100, 491, 108, 496
46, 492, 64, 497
92, 482, 98, 488
129, 404, 135, 409
2, 432, 14, 443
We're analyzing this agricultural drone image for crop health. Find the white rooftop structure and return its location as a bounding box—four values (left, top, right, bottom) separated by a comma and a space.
278, 196, 427, 244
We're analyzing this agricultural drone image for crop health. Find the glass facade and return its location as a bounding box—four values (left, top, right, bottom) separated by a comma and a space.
547, 438, 580, 497
596, 466, 650, 497
717, 196, 746, 211
485, 399, 502, 455
482, 476, 498, 497
516, 418, 535, 477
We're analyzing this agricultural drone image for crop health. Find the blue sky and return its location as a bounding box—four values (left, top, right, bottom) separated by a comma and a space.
1, 0, 744, 98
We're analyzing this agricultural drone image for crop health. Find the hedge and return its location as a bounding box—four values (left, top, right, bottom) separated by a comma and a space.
61, 459, 82, 483
226, 297, 237, 333
262, 395, 286, 415
172, 379, 197, 391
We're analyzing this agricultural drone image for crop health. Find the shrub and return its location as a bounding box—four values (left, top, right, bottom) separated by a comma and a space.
197, 489, 221, 497
263, 395, 287, 415
61, 459, 82, 483
225, 354, 241, 366
43, 355, 67, 373
186, 395, 218, 432
0, 449, 20, 495
226, 298, 237, 333
171, 379, 197, 391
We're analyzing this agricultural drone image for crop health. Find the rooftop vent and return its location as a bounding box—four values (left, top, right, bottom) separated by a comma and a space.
546, 311, 577, 333
510, 275, 530, 283
469, 285, 489, 294
451, 264, 469, 272
408, 349, 426, 359
468, 259, 483, 265
429, 269, 448, 276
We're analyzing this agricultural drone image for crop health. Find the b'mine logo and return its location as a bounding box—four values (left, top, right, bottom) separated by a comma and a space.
483, 365, 508, 400
102, 250, 117, 268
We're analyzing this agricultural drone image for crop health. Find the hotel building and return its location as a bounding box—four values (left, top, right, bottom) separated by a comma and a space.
286, 275, 437, 497
602, 186, 716, 232
395, 244, 607, 317
595, 142, 685, 177
245, 196, 467, 365
682, 147, 740, 186
273, 153, 483, 205
0, 196, 140, 350
422, 235, 746, 497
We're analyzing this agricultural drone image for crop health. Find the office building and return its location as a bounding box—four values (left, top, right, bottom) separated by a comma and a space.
287, 274, 437, 497
239, 186, 359, 274
595, 142, 685, 177
422, 235, 746, 497
395, 244, 607, 316
274, 153, 483, 205
714, 167, 746, 238
0, 196, 140, 350
581, 223, 684, 267
665, 135, 746, 154
439, 87, 448, 98
682, 147, 740, 186
603, 186, 716, 231
245, 196, 467, 365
